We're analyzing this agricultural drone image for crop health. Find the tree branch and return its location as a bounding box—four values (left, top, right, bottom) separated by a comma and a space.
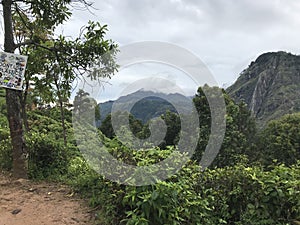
14, 39, 34, 48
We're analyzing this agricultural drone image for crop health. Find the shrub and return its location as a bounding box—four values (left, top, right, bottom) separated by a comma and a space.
26, 132, 74, 178
66, 156, 125, 225
198, 163, 300, 224
0, 122, 12, 170
257, 113, 300, 166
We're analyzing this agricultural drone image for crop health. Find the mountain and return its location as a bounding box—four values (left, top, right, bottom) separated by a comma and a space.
227, 51, 300, 127
98, 90, 193, 124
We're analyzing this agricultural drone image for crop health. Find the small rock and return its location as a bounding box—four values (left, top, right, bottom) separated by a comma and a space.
28, 188, 37, 192
71, 217, 80, 223
67, 192, 74, 197
57, 188, 66, 193
11, 209, 22, 215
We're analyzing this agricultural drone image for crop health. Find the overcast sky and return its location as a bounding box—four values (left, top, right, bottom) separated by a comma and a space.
2, 0, 300, 102
63, 0, 300, 101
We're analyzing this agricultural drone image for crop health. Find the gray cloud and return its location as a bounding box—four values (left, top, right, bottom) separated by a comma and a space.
2, 0, 299, 98
63, 0, 300, 98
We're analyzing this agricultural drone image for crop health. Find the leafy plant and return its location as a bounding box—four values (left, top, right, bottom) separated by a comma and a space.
256, 113, 300, 166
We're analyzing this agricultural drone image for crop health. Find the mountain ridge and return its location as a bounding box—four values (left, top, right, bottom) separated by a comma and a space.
227, 51, 300, 127
98, 90, 193, 124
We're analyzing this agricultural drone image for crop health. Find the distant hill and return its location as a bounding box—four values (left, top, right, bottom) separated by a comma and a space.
227, 51, 300, 127
98, 90, 193, 124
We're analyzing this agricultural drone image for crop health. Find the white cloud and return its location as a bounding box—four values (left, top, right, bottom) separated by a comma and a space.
91, 62, 199, 102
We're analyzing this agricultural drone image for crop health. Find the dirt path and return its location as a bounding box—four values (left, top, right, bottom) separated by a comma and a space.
0, 171, 95, 225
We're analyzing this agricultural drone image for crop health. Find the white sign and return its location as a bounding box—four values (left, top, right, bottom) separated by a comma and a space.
0, 52, 28, 90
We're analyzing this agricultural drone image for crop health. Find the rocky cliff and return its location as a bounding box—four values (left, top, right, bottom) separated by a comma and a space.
227, 51, 300, 127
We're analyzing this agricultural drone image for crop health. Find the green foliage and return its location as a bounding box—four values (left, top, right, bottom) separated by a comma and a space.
198, 163, 300, 224
100, 114, 115, 138
1, 91, 299, 225
0, 89, 6, 115
0, 126, 12, 170
122, 162, 215, 225
65, 155, 126, 225
70, 135, 300, 225
100, 112, 149, 141
0, 138, 12, 170
192, 86, 211, 162
100, 110, 182, 150
161, 110, 181, 146
2, 0, 118, 179
73, 89, 100, 127
21, 19, 118, 109
256, 113, 300, 166
81, 122, 299, 224
22, 110, 77, 178
0, 91, 11, 170
192, 86, 256, 167
26, 132, 73, 178
128, 114, 146, 139
214, 93, 256, 167
30, 107, 72, 124
1, 41, 300, 225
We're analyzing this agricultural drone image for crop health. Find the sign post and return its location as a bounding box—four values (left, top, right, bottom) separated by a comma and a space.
0, 52, 27, 91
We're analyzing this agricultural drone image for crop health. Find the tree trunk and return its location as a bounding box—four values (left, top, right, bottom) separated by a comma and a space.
21, 80, 30, 132
6, 90, 27, 178
2, 0, 28, 178
59, 99, 67, 146
54, 77, 67, 146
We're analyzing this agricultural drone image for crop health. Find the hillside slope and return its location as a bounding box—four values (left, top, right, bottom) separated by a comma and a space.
98, 90, 193, 124
227, 51, 300, 127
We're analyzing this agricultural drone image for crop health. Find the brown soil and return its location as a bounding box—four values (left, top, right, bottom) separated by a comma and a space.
0, 171, 95, 225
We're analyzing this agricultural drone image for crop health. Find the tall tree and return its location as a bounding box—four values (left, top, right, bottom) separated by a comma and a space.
1, 0, 118, 178
257, 113, 300, 166
192, 86, 256, 167
2, 0, 27, 178
161, 110, 181, 146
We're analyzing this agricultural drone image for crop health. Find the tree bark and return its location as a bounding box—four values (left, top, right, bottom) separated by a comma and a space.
54, 77, 67, 146
21, 79, 30, 132
2, 0, 28, 178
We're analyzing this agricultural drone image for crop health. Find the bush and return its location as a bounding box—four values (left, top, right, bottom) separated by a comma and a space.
61, 130, 300, 225
65, 156, 125, 225
0, 122, 12, 170
122, 163, 216, 225
0, 138, 12, 170
24, 110, 78, 179
256, 113, 300, 166
198, 163, 300, 224
26, 132, 74, 178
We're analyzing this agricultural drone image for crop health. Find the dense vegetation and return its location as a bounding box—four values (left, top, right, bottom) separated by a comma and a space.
1, 84, 300, 224
1, 1, 300, 224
